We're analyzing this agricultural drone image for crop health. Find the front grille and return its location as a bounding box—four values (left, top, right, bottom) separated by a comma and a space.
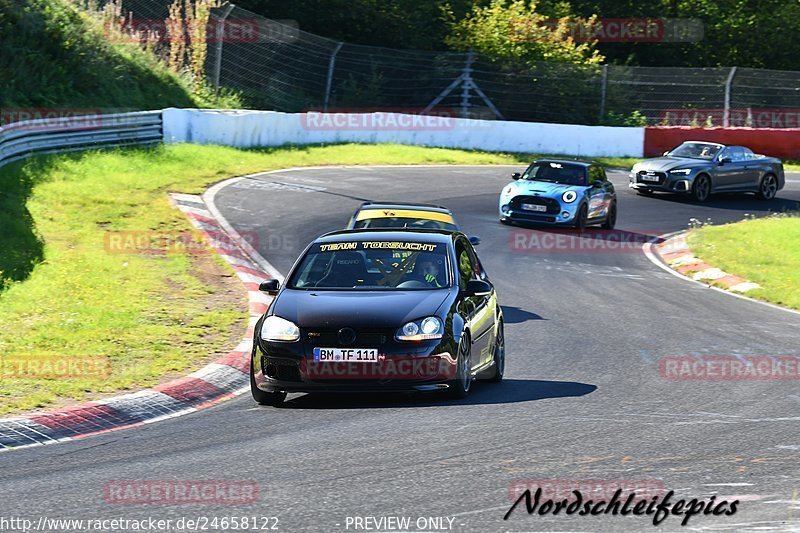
509, 212, 557, 223
261, 356, 301, 382
304, 328, 390, 347
509, 195, 560, 214
637, 171, 666, 185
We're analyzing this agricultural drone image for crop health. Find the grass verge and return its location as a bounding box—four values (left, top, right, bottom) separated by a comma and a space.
0, 142, 538, 415
687, 215, 800, 310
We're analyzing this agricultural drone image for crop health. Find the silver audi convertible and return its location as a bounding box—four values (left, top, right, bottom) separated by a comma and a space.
629, 141, 784, 202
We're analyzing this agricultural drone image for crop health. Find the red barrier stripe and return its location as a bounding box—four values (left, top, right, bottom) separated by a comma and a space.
155, 377, 224, 405
645, 126, 800, 159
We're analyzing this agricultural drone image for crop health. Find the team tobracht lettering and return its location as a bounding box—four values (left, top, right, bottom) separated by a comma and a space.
504, 488, 739, 526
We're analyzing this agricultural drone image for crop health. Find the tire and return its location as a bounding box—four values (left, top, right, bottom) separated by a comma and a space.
601, 201, 617, 230
757, 173, 778, 200
250, 359, 286, 406
574, 204, 588, 231
485, 322, 505, 383
691, 174, 711, 202
447, 336, 472, 399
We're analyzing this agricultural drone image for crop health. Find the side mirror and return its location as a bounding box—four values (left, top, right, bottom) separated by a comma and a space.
259, 279, 280, 295
511, 172, 521, 180
662, 151, 670, 156
468, 235, 481, 246
719, 157, 732, 165
592, 180, 604, 187
463, 279, 492, 297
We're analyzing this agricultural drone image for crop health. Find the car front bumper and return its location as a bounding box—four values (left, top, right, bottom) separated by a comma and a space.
629, 172, 693, 193
499, 196, 577, 225
252, 340, 458, 393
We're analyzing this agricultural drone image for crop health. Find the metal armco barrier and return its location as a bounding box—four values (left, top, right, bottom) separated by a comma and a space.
0, 111, 163, 168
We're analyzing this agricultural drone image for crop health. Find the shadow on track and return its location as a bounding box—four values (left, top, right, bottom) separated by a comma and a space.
278, 379, 596, 410
632, 191, 800, 213
501, 306, 546, 323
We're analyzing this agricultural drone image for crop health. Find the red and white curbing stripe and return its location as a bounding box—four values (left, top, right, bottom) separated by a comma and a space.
0, 193, 271, 451
652, 232, 761, 293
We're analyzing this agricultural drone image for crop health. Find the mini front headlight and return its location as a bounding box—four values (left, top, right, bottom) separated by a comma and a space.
562, 190, 578, 203
421, 317, 441, 335
402, 322, 419, 337
260, 315, 300, 342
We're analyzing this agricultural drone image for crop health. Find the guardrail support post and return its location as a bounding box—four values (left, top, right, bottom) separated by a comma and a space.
323, 42, 344, 112
213, 3, 236, 104
723, 66, 737, 128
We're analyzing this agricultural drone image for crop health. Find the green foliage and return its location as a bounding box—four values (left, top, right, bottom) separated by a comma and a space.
446, 0, 604, 65
600, 110, 648, 126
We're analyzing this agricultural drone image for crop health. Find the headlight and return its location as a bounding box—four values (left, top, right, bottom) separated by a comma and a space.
396, 316, 443, 341
562, 190, 578, 203
669, 168, 692, 175
260, 315, 300, 342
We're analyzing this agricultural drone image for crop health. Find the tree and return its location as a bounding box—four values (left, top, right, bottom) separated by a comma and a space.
445, 0, 604, 65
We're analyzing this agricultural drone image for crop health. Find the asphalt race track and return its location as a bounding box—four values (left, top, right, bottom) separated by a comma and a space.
3, 166, 800, 532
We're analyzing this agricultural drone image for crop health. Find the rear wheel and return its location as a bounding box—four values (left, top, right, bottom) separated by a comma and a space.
757, 173, 778, 200
691, 174, 711, 202
250, 359, 286, 406
601, 202, 617, 230
448, 337, 472, 398
485, 323, 505, 383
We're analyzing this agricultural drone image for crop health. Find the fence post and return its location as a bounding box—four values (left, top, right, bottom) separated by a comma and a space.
460, 51, 475, 118
723, 66, 737, 127
212, 3, 236, 104
323, 42, 344, 112
598, 64, 608, 123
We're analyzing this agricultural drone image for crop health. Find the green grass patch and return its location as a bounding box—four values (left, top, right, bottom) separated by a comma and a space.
688, 215, 800, 310
0, 142, 544, 414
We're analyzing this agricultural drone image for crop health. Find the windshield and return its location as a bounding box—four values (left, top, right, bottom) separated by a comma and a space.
288, 240, 450, 290
522, 162, 587, 186
352, 217, 458, 232
667, 142, 722, 160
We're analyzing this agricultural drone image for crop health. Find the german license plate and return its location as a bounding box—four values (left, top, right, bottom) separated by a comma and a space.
640, 174, 660, 182
313, 347, 379, 362
521, 203, 547, 212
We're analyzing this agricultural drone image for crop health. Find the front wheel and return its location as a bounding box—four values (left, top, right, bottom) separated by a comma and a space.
601, 202, 617, 230
485, 323, 504, 383
447, 337, 472, 398
574, 204, 588, 231
691, 175, 711, 202
250, 360, 286, 406
757, 174, 778, 200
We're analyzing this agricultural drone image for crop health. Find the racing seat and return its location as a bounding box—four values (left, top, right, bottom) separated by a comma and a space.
315, 251, 370, 288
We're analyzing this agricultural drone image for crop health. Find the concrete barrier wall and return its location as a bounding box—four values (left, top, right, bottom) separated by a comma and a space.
162, 108, 646, 157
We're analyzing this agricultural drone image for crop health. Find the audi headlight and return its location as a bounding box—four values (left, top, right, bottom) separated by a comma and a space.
562, 190, 578, 203
260, 315, 300, 342
396, 316, 443, 341
669, 168, 692, 175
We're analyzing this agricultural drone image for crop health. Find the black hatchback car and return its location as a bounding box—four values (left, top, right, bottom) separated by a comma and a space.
251, 229, 504, 405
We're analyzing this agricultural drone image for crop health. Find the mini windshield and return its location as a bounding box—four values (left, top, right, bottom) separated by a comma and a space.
522, 162, 587, 186
288, 241, 450, 290
353, 217, 458, 232
667, 142, 722, 160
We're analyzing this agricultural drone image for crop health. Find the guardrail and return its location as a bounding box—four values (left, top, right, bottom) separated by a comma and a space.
0, 111, 163, 168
